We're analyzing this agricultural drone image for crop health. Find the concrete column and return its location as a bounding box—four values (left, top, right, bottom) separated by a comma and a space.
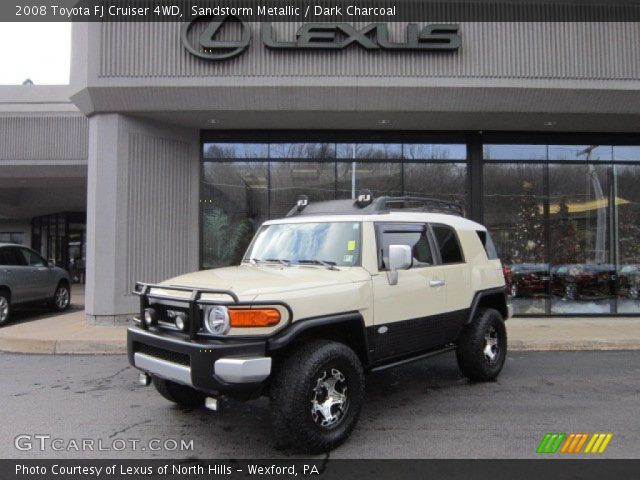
85, 114, 200, 325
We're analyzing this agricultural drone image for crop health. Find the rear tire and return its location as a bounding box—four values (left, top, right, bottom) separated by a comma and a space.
270, 340, 365, 454
456, 308, 507, 382
153, 377, 206, 408
0, 291, 11, 326
51, 282, 71, 312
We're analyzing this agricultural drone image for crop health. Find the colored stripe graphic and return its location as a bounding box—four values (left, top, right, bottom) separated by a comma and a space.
584, 433, 613, 454
538, 432, 612, 454
537, 433, 566, 453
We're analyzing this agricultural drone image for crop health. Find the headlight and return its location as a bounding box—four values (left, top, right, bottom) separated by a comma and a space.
204, 306, 230, 335
174, 313, 188, 332
143, 308, 157, 326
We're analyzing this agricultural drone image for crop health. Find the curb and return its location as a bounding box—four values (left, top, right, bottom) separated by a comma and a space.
0, 337, 126, 355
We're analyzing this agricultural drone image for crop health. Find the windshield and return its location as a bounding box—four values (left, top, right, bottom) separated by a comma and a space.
243, 222, 362, 267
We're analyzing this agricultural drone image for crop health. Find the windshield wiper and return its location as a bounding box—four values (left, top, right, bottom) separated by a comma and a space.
297, 259, 339, 270
264, 258, 291, 266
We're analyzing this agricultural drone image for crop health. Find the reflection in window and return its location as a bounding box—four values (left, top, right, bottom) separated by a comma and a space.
613, 146, 640, 161
336, 162, 402, 199
549, 164, 613, 314
615, 164, 640, 313
404, 163, 467, 211
483, 144, 547, 161
548, 145, 612, 162
270, 143, 335, 159
270, 162, 336, 218
203, 143, 268, 159
483, 164, 547, 314
336, 143, 402, 160
403, 144, 467, 160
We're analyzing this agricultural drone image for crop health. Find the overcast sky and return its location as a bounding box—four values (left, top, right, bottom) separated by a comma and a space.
0, 23, 71, 85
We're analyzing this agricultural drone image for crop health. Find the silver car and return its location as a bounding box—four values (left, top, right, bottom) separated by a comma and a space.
0, 243, 72, 326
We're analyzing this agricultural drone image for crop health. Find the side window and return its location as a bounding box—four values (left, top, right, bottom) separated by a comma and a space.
476, 230, 499, 260
20, 248, 46, 267
377, 224, 434, 270
431, 224, 464, 264
0, 247, 27, 266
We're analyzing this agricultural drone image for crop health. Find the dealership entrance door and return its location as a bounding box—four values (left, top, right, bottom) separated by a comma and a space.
31, 212, 86, 284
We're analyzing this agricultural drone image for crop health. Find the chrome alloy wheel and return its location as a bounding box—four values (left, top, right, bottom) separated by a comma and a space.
310, 368, 349, 428
483, 326, 500, 365
0, 296, 8, 323
55, 286, 70, 309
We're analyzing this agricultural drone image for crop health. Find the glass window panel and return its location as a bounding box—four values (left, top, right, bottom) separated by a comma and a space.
270, 143, 335, 159
404, 162, 467, 212
549, 164, 614, 314
403, 144, 467, 160
203, 143, 268, 160
615, 164, 640, 313
201, 162, 269, 269
483, 144, 547, 161
269, 162, 336, 218
613, 146, 640, 162
336, 162, 402, 199
483, 163, 547, 315
336, 143, 402, 160
548, 145, 612, 162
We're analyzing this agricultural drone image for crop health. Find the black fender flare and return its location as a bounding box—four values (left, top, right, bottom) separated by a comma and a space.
267, 311, 371, 365
466, 287, 508, 324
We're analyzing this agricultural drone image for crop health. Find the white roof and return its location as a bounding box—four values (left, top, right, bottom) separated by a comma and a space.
265, 212, 485, 231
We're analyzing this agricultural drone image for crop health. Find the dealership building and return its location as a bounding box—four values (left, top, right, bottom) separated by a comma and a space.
1, 17, 640, 323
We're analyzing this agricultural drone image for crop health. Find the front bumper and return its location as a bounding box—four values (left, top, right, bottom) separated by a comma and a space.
128, 326, 271, 398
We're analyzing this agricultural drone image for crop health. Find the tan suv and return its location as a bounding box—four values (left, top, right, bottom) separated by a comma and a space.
128, 194, 509, 453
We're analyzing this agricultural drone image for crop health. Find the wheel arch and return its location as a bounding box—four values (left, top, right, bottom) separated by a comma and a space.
0, 285, 10, 300
467, 287, 508, 323
268, 311, 371, 367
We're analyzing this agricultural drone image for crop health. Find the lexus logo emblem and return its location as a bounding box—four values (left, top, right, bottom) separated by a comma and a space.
181, 15, 251, 60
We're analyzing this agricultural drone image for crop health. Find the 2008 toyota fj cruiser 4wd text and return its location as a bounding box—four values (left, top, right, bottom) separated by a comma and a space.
128, 193, 510, 453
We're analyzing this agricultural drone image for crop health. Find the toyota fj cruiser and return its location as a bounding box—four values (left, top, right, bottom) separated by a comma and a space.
128, 193, 510, 453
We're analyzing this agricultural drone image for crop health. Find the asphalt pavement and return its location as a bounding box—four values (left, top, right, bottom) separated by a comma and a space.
1, 350, 639, 459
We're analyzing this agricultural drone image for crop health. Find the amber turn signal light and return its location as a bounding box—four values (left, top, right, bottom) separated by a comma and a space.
229, 308, 281, 327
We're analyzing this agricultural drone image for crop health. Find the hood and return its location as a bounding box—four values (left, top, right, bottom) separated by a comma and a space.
158, 264, 370, 300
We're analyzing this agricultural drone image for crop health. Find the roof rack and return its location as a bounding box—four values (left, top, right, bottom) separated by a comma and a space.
286, 190, 464, 217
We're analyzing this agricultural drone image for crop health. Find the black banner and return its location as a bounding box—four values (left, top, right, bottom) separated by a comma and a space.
2, 460, 640, 480
6, 0, 640, 22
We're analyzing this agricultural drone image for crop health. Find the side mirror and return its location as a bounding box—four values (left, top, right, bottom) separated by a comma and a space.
387, 244, 412, 286
48, 261, 55, 268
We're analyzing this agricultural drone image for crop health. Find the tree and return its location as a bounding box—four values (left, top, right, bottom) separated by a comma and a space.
512, 180, 545, 263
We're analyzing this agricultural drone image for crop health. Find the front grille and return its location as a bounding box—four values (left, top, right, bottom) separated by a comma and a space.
133, 342, 190, 366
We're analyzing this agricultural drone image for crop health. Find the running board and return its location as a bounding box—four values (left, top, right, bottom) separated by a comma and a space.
368, 345, 456, 373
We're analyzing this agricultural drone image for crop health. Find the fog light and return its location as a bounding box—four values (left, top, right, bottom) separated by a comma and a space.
143, 308, 157, 326
175, 313, 188, 332
205, 396, 218, 411
138, 372, 151, 386
204, 306, 230, 335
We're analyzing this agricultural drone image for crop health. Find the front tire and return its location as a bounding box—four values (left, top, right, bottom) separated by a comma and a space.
456, 308, 507, 382
270, 340, 365, 454
51, 282, 71, 312
0, 291, 11, 326
153, 377, 206, 408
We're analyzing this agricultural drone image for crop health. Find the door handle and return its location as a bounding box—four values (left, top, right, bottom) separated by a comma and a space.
3, 269, 11, 274
429, 279, 446, 288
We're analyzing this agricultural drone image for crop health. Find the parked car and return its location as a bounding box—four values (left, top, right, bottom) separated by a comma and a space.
128, 194, 510, 453
618, 264, 640, 300
0, 243, 72, 326
506, 263, 549, 298
551, 263, 616, 301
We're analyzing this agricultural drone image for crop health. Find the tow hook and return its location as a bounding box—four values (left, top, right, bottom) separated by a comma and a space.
205, 396, 219, 411
138, 372, 152, 386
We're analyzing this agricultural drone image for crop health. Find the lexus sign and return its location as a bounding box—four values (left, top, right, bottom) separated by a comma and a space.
181, 16, 461, 60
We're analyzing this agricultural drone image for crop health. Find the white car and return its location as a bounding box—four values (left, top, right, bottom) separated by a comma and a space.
128, 193, 509, 453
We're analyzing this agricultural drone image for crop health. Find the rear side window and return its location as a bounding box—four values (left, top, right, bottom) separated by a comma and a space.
476, 230, 499, 260
431, 224, 464, 264
376, 224, 434, 270
0, 247, 28, 266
